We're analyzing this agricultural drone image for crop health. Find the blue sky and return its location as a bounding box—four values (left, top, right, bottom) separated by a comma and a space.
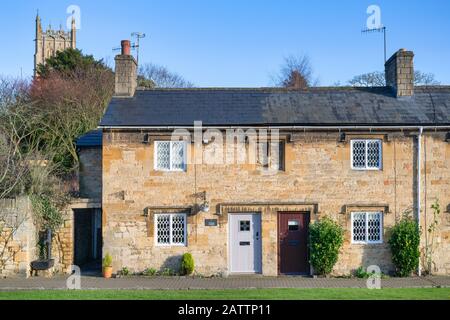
1, 0, 449, 86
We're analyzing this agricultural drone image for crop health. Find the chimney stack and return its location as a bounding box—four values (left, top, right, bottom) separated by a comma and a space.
385, 49, 414, 98
114, 40, 137, 97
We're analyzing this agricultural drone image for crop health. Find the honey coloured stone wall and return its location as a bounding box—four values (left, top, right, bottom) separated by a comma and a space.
51, 207, 74, 274
102, 130, 450, 276
421, 135, 450, 275
0, 197, 36, 278
0, 197, 98, 277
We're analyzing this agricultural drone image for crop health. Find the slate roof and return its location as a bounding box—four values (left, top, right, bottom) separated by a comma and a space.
76, 129, 102, 148
99, 87, 450, 127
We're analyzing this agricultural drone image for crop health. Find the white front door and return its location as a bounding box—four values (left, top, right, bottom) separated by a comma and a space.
229, 213, 262, 273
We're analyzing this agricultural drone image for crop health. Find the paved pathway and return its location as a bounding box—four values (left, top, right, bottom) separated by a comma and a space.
0, 276, 449, 290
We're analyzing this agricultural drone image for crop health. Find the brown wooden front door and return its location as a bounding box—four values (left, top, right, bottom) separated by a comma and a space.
278, 212, 309, 274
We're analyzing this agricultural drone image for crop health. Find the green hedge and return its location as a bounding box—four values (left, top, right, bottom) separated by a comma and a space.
388, 218, 420, 277
309, 217, 344, 275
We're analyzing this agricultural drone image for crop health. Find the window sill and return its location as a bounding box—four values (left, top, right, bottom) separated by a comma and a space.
351, 242, 384, 246
154, 244, 187, 248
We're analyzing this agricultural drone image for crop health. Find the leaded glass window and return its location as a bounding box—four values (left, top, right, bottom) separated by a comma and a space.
156, 214, 171, 244
155, 214, 187, 246
351, 212, 383, 244
154, 141, 187, 171
155, 141, 170, 170
351, 139, 382, 170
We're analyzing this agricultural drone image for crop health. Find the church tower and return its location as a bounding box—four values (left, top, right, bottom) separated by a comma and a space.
34, 12, 77, 76
71, 16, 77, 49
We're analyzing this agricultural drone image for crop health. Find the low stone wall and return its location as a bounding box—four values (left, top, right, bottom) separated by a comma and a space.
0, 197, 36, 278
0, 196, 78, 278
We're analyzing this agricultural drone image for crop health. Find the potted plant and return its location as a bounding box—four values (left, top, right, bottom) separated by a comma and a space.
102, 253, 113, 278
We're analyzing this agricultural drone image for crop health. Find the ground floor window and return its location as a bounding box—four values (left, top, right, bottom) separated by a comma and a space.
351, 212, 383, 244
155, 213, 187, 246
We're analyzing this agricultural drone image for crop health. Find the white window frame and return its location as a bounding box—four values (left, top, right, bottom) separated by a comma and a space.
350, 139, 382, 170
154, 213, 187, 247
351, 212, 383, 244
154, 141, 187, 172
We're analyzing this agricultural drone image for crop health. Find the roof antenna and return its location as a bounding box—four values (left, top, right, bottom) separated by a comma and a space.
362, 26, 387, 64
131, 32, 146, 67
361, 4, 387, 64
112, 32, 146, 67
362, 5, 387, 64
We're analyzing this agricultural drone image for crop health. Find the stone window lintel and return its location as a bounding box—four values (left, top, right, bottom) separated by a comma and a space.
144, 206, 192, 216
341, 204, 390, 216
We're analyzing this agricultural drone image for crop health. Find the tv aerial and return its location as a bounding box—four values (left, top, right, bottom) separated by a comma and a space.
362, 25, 387, 63
131, 32, 146, 66
112, 32, 147, 66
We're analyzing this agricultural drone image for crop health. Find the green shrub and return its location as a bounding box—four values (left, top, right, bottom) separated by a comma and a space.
389, 218, 420, 277
181, 253, 195, 275
30, 194, 64, 232
102, 253, 112, 268
161, 268, 174, 276
356, 266, 372, 279
143, 268, 158, 276
309, 217, 344, 275
119, 267, 130, 276
355, 266, 370, 278
354, 266, 385, 279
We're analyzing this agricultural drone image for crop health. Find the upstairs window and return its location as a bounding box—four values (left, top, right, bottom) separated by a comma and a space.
154, 141, 187, 171
257, 140, 285, 171
351, 139, 382, 170
351, 212, 383, 244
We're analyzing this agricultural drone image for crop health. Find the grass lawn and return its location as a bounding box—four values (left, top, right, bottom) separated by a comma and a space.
0, 288, 448, 300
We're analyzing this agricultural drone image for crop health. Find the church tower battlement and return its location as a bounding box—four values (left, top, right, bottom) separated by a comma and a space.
34, 12, 77, 76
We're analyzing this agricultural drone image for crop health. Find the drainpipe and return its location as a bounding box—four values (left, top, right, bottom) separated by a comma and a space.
417, 127, 423, 277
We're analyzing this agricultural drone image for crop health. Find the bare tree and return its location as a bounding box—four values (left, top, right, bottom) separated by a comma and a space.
348, 72, 386, 87
138, 63, 194, 88
413, 71, 441, 85
0, 77, 29, 111
273, 55, 316, 89
0, 79, 32, 273
0, 128, 29, 200
348, 70, 440, 87
0, 79, 31, 199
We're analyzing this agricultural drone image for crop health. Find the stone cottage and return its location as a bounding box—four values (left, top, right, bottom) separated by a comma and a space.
77, 40, 450, 277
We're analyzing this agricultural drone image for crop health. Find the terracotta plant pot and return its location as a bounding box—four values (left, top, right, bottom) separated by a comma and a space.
103, 266, 113, 279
